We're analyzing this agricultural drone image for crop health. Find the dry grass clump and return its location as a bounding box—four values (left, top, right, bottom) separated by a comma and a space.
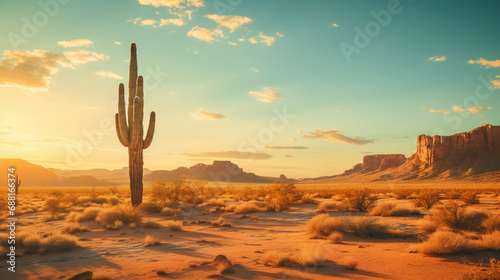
413, 190, 440, 209
417, 230, 469, 256
40, 234, 79, 252
204, 198, 226, 207
143, 221, 161, 229
343, 258, 358, 270
395, 190, 413, 200
149, 176, 189, 208
265, 181, 297, 212
307, 214, 346, 239
262, 247, 326, 267
369, 202, 420, 217
429, 201, 488, 231
298, 193, 319, 204
328, 231, 344, 244
419, 219, 440, 234
66, 207, 102, 222
482, 215, 500, 233
341, 189, 377, 212
96, 204, 142, 228
160, 207, 180, 217
144, 235, 161, 246
92, 270, 115, 280
316, 201, 342, 213
166, 221, 183, 231
462, 258, 499, 280
480, 231, 500, 250
210, 217, 232, 227
63, 222, 90, 234
460, 192, 479, 205
22, 235, 41, 252
43, 197, 67, 219
347, 217, 389, 237
232, 202, 262, 214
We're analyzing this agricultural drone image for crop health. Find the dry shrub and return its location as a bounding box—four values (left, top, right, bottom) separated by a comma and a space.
23, 235, 41, 252
419, 219, 439, 234
481, 231, 500, 250
63, 222, 89, 234
369, 202, 420, 217
149, 176, 189, 208
92, 270, 115, 280
144, 235, 161, 247
430, 201, 488, 231
66, 207, 102, 222
395, 190, 413, 200
316, 201, 342, 213
307, 214, 346, 239
417, 231, 468, 256
460, 192, 479, 205
160, 207, 180, 217
328, 231, 344, 244
298, 193, 319, 204
166, 221, 183, 231
96, 204, 142, 228
446, 191, 461, 200
233, 202, 262, 214
143, 221, 160, 229
341, 189, 377, 212
44, 197, 66, 217
343, 259, 358, 270
413, 190, 440, 209
462, 258, 500, 280
262, 247, 325, 267
265, 181, 297, 212
108, 186, 119, 196
210, 217, 232, 227
106, 196, 120, 206
482, 215, 500, 233
0, 233, 9, 246
347, 217, 388, 237
40, 234, 79, 252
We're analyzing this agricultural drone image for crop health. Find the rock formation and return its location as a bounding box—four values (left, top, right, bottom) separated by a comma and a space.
341, 154, 406, 175
408, 124, 500, 173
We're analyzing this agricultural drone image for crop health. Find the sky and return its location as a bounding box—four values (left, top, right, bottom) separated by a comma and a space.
0, 0, 499, 178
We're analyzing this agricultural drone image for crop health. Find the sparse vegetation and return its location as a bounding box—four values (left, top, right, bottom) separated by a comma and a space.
462, 258, 500, 280
341, 189, 377, 212
307, 214, 346, 239
316, 200, 342, 213
144, 235, 161, 246
166, 221, 183, 231
265, 181, 297, 211
482, 215, 500, 233
417, 230, 469, 256
149, 176, 189, 208
429, 201, 488, 231
344, 259, 358, 270
96, 204, 142, 228
347, 217, 389, 237
413, 190, 440, 209
40, 234, 79, 253
262, 247, 325, 267
210, 217, 232, 227
328, 231, 344, 244
369, 202, 420, 216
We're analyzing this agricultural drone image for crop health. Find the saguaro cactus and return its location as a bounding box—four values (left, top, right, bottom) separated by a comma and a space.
115, 43, 156, 206
14, 176, 21, 195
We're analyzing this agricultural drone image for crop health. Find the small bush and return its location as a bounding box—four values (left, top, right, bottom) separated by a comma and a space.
430, 201, 488, 231
395, 190, 413, 200
347, 217, 388, 237
344, 259, 358, 270
233, 202, 262, 214
328, 231, 344, 244
419, 219, 439, 234
40, 234, 79, 252
482, 215, 500, 233
96, 204, 142, 228
481, 231, 500, 250
44, 197, 65, 217
23, 235, 41, 252
262, 247, 325, 267
298, 193, 319, 204
149, 176, 189, 208
160, 207, 180, 217
460, 192, 479, 205
462, 258, 500, 280
413, 190, 440, 209
210, 217, 232, 227
166, 221, 183, 231
369, 202, 420, 217
307, 214, 346, 239
66, 207, 102, 223
417, 231, 468, 256
316, 201, 341, 213
143, 221, 160, 229
341, 189, 377, 212
265, 181, 297, 212
63, 222, 89, 234
144, 235, 161, 247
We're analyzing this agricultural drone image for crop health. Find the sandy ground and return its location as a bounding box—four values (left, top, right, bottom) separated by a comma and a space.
1, 194, 499, 280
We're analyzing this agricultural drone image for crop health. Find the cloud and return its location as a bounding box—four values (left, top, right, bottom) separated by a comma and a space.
133, 18, 158, 26
187, 0, 203, 7
262, 146, 308, 150
492, 76, 500, 89
248, 32, 279, 46
191, 108, 227, 120
390, 136, 408, 139
0, 126, 13, 136
429, 108, 447, 114
160, 18, 185, 26
114, 41, 122, 45
206, 15, 252, 32
248, 87, 281, 103
299, 129, 376, 145
228, 41, 237, 46
95, 70, 124, 80
57, 39, 94, 48
428, 56, 446, 62
468, 58, 500, 68
452, 106, 492, 114
182, 151, 272, 160
249, 67, 258, 72
187, 26, 224, 42
138, 0, 184, 7
0, 49, 108, 91
331, 23, 339, 27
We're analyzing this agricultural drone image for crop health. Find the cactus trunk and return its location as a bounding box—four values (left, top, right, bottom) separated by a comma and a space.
115, 43, 156, 206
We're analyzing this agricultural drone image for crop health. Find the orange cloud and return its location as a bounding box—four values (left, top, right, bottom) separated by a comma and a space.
57, 39, 93, 48
468, 58, 500, 68
187, 26, 224, 42
299, 129, 376, 145
206, 15, 252, 32
428, 56, 446, 62
191, 108, 227, 120
248, 87, 281, 103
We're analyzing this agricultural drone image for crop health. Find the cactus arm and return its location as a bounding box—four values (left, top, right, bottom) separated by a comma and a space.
115, 114, 130, 147
130, 96, 143, 149
117, 83, 130, 146
143, 111, 156, 149
128, 43, 138, 128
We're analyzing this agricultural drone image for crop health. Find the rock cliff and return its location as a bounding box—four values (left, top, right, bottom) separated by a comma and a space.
341, 154, 406, 175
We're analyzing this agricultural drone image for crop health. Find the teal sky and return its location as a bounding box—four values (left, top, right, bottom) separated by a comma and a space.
0, 0, 499, 178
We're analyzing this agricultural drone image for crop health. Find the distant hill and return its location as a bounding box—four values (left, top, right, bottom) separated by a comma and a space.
144, 161, 276, 183
49, 167, 152, 181
0, 159, 60, 186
